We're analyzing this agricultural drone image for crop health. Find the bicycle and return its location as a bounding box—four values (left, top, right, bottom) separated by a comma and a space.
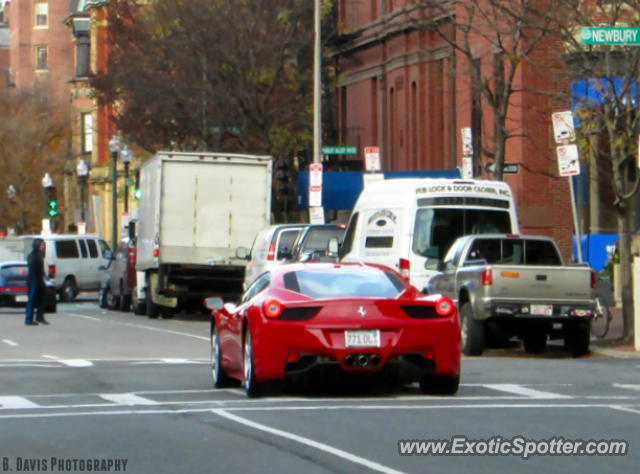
591, 296, 613, 339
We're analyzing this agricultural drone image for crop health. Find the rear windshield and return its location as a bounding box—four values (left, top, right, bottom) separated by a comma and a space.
277, 229, 300, 252
467, 239, 562, 266
284, 269, 405, 299
0, 266, 28, 278
302, 228, 346, 253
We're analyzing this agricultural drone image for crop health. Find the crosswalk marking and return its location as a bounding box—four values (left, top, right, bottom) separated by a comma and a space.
98, 394, 159, 406
613, 384, 640, 392
59, 360, 93, 367
483, 384, 572, 399
2, 340, 18, 347
0, 396, 40, 409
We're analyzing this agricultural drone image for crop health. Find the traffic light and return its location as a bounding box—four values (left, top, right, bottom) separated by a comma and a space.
134, 171, 141, 200
46, 186, 58, 218
274, 157, 294, 198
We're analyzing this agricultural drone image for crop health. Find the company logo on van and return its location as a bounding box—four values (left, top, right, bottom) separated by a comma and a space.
367, 210, 397, 225
417, 185, 511, 197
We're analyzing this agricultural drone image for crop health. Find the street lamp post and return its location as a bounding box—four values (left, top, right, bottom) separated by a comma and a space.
108, 135, 121, 251
76, 160, 89, 224
313, 0, 322, 164
121, 145, 132, 213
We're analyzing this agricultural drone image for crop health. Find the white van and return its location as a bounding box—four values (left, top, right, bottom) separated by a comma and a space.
338, 178, 519, 292
21, 235, 114, 302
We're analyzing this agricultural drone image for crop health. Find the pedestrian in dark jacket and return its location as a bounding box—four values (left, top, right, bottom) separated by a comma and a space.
25, 238, 49, 326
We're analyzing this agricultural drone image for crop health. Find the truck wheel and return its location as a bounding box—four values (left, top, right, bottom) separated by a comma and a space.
565, 321, 591, 358
460, 302, 485, 356
523, 331, 547, 354
419, 374, 460, 396
146, 294, 160, 319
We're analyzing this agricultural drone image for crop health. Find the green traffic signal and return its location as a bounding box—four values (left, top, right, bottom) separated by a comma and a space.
134, 188, 141, 200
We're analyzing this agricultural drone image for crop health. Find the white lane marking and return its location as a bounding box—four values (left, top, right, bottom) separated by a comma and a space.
213, 409, 408, 474
99, 394, 159, 406
65, 313, 101, 321
110, 321, 208, 341
483, 384, 572, 399
610, 406, 640, 415
613, 384, 640, 392
2, 340, 18, 347
0, 396, 40, 409
58, 360, 93, 367
42, 355, 59, 360
0, 403, 632, 420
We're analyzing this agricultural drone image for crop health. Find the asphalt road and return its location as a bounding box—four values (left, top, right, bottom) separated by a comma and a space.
0, 299, 639, 474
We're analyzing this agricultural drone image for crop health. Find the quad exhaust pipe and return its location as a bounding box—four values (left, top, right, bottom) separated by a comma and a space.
344, 354, 382, 367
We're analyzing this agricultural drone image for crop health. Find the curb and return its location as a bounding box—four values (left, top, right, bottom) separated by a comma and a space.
589, 345, 640, 359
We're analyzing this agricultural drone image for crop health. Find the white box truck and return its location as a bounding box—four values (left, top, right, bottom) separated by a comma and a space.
136, 152, 273, 319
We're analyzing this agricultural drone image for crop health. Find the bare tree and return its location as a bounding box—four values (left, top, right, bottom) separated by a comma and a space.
0, 88, 71, 234
91, 0, 336, 158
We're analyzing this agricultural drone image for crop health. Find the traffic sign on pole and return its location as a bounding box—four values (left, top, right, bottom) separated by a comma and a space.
557, 145, 581, 176
552, 111, 576, 144
322, 146, 357, 155
581, 27, 640, 45
309, 185, 322, 207
309, 163, 323, 186
364, 147, 381, 171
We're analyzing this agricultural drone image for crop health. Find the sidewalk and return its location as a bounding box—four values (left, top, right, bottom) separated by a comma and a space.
589, 307, 640, 358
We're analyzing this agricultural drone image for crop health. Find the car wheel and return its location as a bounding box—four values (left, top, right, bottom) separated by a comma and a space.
460, 302, 485, 356
60, 278, 77, 303
106, 286, 119, 310
99, 284, 109, 309
565, 321, 591, 358
243, 328, 264, 398
420, 374, 460, 396
523, 331, 547, 354
211, 326, 236, 388
146, 293, 160, 319
119, 282, 132, 313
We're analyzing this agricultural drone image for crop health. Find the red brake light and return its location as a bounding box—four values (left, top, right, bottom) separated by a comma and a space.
481, 268, 493, 286
153, 248, 159, 258
267, 243, 276, 261
399, 258, 410, 281
591, 271, 596, 289
48, 265, 56, 278
263, 299, 283, 319
435, 297, 454, 316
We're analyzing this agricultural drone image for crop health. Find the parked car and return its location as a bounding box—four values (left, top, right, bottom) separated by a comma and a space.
20, 235, 113, 302
99, 223, 145, 315
242, 224, 308, 290
284, 224, 347, 263
205, 262, 461, 398
425, 234, 597, 358
0, 261, 57, 313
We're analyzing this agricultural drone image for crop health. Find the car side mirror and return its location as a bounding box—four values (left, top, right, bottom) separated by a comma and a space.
204, 297, 224, 311
236, 247, 249, 260
327, 237, 339, 255
103, 250, 114, 261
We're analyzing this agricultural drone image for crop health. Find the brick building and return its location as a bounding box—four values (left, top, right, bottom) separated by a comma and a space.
333, 0, 575, 259
7, 0, 74, 105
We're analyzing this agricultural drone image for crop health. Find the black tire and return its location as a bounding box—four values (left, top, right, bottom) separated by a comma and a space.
132, 287, 146, 316
60, 278, 77, 303
211, 325, 236, 388
420, 374, 460, 396
565, 321, 591, 358
99, 284, 109, 309
106, 286, 119, 310
523, 331, 547, 354
460, 302, 486, 356
45, 293, 57, 314
146, 292, 160, 319
243, 328, 265, 398
119, 283, 131, 313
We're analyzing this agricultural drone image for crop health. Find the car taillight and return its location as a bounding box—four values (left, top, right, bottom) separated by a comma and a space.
153, 248, 159, 258
435, 297, 454, 316
267, 243, 276, 261
591, 271, 596, 289
399, 258, 410, 280
48, 265, 56, 279
481, 269, 493, 286
263, 299, 283, 319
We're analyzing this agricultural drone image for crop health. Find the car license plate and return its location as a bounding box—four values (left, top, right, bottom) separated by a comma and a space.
15, 295, 28, 303
345, 330, 381, 348
531, 304, 553, 316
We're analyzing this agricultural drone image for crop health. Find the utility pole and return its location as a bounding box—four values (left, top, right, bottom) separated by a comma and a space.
313, 0, 322, 164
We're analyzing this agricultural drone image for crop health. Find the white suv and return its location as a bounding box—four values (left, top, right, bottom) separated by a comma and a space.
243, 224, 307, 290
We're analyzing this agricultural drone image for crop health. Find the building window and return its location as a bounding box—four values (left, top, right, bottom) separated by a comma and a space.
76, 36, 90, 77
82, 113, 93, 154
35, 46, 48, 70
35, 3, 48, 27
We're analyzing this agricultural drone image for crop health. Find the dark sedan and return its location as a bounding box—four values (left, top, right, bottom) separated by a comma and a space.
0, 261, 57, 313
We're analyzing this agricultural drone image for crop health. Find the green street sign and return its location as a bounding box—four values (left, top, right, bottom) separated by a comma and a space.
322, 146, 357, 155
581, 27, 640, 45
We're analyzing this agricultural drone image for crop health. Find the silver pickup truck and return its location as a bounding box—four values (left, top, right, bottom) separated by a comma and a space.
425, 234, 596, 358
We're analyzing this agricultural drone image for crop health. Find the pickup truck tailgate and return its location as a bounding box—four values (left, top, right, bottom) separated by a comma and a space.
490, 266, 593, 302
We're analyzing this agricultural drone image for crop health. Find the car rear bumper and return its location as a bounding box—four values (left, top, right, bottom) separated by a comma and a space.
251, 319, 461, 383
480, 300, 596, 321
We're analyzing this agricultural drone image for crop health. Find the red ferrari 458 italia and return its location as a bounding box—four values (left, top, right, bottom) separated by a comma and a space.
205, 262, 461, 398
